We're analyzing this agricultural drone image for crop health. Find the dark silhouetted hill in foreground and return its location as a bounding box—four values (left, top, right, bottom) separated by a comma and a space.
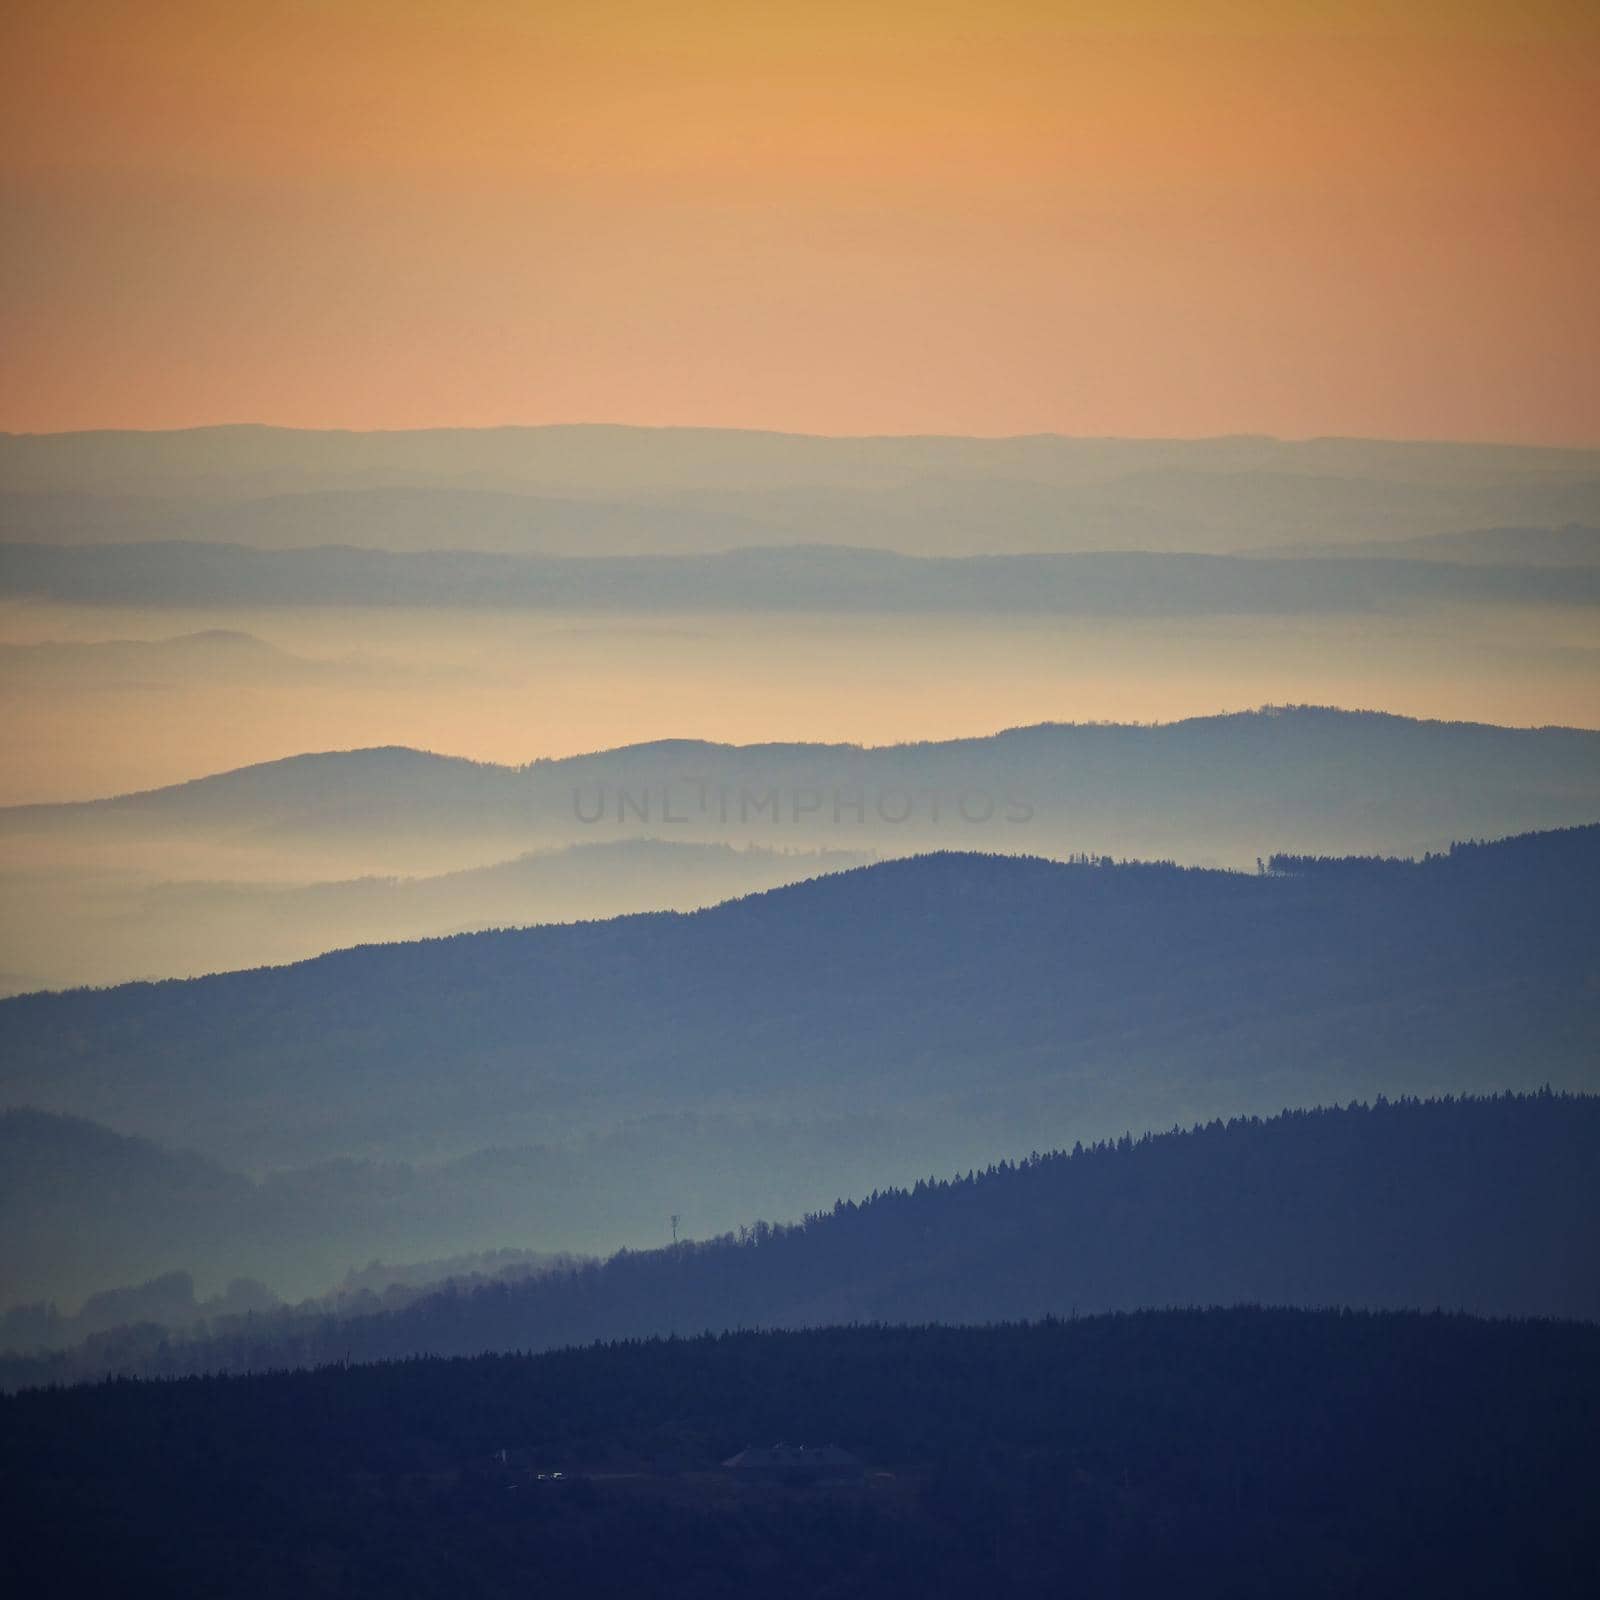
4, 1312, 1598, 1597
1, 827, 1594, 1181
5, 1093, 1594, 1387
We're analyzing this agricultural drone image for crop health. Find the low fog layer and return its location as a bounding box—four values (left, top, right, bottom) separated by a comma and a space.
0, 840, 872, 993
6, 1094, 1593, 1385
3, 430, 1596, 1373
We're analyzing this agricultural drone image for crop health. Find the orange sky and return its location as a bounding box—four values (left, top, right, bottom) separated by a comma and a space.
2, 1, 1596, 442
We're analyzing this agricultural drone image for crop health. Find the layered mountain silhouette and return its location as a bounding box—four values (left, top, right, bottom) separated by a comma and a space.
2, 828, 1594, 1191
5, 1092, 1594, 1387
1271, 523, 1600, 565
6, 708, 1597, 870
0, 1107, 592, 1323
4, 539, 1596, 612
0, 1100, 915, 1311
0, 840, 873, 992
0, 628, 311, 686
5, 426, 1597, 554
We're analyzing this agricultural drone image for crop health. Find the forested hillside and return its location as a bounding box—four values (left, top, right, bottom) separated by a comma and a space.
8, 1093, 1593, 1387
2, 828, 1594, 1182
5, 1311, 1596, 1598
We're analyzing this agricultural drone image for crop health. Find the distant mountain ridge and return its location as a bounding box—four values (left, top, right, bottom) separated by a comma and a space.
1269, 523, 1600, 566
5, 707, 1595, 872
3, 539, 1596, 611
4, 425, 1597, 555
0, 628, 317, 687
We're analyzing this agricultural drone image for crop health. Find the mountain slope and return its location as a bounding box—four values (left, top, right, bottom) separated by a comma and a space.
1, 829, 1594, 1175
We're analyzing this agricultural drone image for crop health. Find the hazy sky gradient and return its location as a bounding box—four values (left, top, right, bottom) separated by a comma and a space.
3, 1, 1596, 441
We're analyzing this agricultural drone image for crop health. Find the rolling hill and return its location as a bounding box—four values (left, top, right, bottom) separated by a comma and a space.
1, 828, 1594, 1183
